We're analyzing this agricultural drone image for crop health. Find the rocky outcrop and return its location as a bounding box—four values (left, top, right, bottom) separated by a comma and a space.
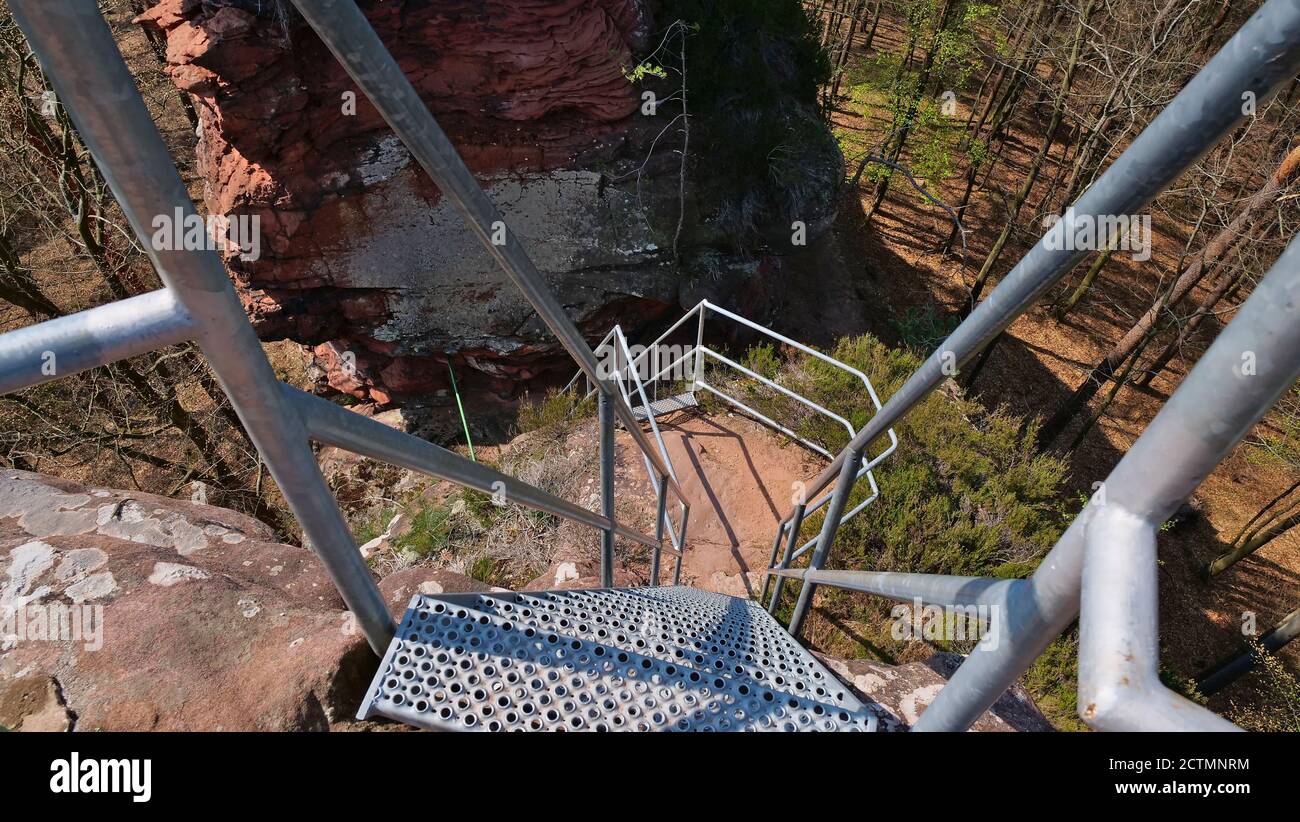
0, 469, 506, 731
136, 0, 841, 407
816, 652, 1056, 732
135, 0, 671, 406
1, 465, 1051, 732
0, 469, 372, 730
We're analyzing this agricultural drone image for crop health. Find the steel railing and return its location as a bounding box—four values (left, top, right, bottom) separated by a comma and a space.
760, 0, 1300, 732
609, 325, 688, 584
565, 298, 900, 601
3, 0, 689, 654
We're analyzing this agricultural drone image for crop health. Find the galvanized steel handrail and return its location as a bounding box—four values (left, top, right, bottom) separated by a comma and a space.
610, 326, 687, 583
568, 297, 901, 595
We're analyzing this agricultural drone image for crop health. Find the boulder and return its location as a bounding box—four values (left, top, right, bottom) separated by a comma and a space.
0, 469, 371, 731
378, 566, 494, 612
816, 651, 1056, 732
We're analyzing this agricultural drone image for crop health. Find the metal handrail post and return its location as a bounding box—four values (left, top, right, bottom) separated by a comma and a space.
599, 392, 616, 588
8, 0, 397, 654
768, 503, 807, 614
673, 505, 689, 585
651, 475, 668, 586
691, 302, 707, 393
787, 448, 864, 636
651, 342, 659, 404
760, 523, 788, 603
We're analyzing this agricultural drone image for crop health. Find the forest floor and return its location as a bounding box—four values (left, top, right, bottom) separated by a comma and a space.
777, 8, 1300, 719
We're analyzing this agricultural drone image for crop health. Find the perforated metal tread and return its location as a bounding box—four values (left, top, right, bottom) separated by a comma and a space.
632, 392, 697, 420
415, 587, 862, 708
359, 586, 880, 732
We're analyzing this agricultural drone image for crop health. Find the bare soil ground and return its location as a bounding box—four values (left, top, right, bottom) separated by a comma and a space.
615, 410, 823, 595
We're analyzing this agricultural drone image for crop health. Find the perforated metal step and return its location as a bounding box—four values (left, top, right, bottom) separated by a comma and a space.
359, 586, 880, 732
632, 392, 697, 420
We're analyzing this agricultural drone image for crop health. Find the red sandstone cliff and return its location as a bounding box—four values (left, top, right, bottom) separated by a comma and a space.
137, 1, 832, 409
137, 0, 670, 405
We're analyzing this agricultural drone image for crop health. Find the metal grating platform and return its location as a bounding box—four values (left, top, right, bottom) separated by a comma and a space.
358, 586, 879, 732
632, 392, 697, 420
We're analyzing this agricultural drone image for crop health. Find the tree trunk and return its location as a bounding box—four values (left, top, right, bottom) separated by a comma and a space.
1054, 245, 1115, 319
1208, 510, 1300, 577
827, 0, 866, 107
1196, 604, 1300, 696
863, 0, 961, 223
1038, 143, 1300, 448
967, 0, 1094, 307
1134, 260, 1251, 388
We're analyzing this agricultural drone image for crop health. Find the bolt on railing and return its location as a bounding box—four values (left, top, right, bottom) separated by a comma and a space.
764, 0, 1300, 731
4, 0, 689, 654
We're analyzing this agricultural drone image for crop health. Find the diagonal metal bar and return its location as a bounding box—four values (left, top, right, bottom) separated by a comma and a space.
285, 385, 677, 555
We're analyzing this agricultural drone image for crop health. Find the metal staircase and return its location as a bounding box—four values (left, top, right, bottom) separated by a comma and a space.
359, 587, 879, 731
7, 0, 1300, 732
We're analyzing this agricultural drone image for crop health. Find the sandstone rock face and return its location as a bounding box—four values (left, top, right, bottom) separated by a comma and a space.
0, 469, 517, 731
137, 0, 837, 406
137, 0, 672, 405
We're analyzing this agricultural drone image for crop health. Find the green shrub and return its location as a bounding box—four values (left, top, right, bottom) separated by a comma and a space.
517, 388, 593, 434
731, 333, 1072, 719
766, 335, 1069, 578
391, 503, 456, 561
890, 305, 960, 354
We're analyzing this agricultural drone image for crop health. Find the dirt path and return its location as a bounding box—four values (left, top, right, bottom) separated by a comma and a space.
615, 411, 824, 598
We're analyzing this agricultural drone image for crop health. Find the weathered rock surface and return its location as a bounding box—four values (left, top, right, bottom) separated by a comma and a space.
3, 463, 1051, 733
0, 469, 373, 730
137, 0, 839, 407
136, 0, 672, 405
816, 651, 1055, 732
0, 469, 518, 731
